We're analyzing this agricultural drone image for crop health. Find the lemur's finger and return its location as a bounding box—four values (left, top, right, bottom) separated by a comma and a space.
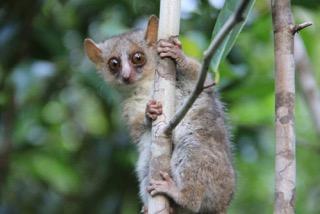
170, 36, 182, 48
159, 52, 177, 59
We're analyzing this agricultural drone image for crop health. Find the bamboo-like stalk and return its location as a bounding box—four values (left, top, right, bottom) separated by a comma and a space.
148, 0, 181, 213
271, 0, 296, 213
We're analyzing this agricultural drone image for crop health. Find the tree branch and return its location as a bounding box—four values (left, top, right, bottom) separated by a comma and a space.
164, 0, 251, 134
272, 0, 296, 213
291, 22, 312, 34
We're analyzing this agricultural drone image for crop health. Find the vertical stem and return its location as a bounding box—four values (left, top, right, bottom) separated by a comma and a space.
271, 0, 296, 213
148, 0, 181, 213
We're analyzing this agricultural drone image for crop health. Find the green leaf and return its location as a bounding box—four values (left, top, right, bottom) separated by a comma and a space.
210, 0, 256, 76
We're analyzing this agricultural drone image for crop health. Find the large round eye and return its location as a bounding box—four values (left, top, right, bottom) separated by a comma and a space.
108, 58, 121, 72
131, 52, 146, 66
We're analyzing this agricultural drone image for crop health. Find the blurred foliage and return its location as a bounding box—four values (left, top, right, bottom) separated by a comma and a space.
0, 0, 319, 213
210, 0, 255, 83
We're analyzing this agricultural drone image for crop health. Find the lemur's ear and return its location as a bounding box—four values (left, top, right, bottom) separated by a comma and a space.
84, 38, 103, 64
145, 15, 159, 45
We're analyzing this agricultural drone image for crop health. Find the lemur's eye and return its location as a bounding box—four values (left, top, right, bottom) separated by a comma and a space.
131, 52, 146, 66
108, 57, 121, 72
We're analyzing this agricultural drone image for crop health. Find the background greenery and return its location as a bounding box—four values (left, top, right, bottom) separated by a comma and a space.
0, 0, 319, 213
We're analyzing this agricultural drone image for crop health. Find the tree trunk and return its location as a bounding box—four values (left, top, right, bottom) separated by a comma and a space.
271, 0, 296, 213
148, 0, 181, 213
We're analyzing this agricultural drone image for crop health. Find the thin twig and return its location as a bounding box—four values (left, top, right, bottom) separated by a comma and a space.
164, 0, 251, 134
292, 22, 312, 34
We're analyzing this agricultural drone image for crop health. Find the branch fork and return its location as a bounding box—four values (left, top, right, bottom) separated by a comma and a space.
291, 21, 312, 34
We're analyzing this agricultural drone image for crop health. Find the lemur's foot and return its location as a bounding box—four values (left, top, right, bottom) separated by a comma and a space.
145, 100, 162, 121
157, 36, 185, 63
147, 171, 180, 201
